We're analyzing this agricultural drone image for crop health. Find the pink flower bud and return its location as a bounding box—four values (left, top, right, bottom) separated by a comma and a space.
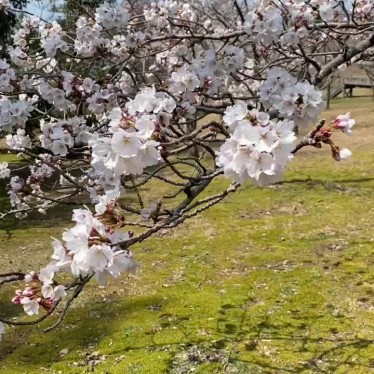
22, 287, 36, 297
331, 112, 355, 136
12, 296, 21, 304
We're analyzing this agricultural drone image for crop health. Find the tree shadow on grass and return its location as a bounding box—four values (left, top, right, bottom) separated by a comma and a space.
227, 304, 374, 373
143, 301, 374, 373
234, 336, 373, 373
281, 176, 374, 185
1, 290, 373, 373
160, 315, 374, 374
0, 293, 166, 366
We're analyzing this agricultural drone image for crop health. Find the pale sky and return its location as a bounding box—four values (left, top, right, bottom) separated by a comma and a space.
26, 0, 63, 20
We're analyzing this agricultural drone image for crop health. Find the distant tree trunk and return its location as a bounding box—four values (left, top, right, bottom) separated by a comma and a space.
293, 124, 299, 136
188, 118, 199, 158
326, 81, 331, 109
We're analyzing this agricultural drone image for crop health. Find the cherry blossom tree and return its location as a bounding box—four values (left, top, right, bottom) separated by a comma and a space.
0, 0, 373, 338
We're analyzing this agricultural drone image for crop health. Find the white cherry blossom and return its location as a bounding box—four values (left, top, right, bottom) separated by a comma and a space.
20, 297, 40, 316
0, 162, 10, 179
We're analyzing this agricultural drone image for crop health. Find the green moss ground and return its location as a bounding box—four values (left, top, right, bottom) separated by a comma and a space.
0, 98, 373, 373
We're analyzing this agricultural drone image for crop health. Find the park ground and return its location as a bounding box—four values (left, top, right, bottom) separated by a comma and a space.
0, 93, 373, 373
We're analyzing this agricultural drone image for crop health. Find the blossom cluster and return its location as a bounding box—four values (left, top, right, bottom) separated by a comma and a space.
217, 101, 296, 184
244, 0, 373, 46
0, 96, 34, 132
40, 116, 91, 156
144, 0, 180, 28
89, 86, 176, 191
6, 128, 32, 150
0, 59, 16, 93
12, 270, 67, 316
47, 202, 136, 285
5, 155, 57, 217
95, 1, 129, 29
260, 68, 325, 127
10, 195, 137, 317
6, 176, 30, 218
0, 162, 11, 179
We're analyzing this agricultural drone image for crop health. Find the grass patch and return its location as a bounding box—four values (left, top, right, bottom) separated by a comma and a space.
0, 98, 373, 373
0, 153, 21, 163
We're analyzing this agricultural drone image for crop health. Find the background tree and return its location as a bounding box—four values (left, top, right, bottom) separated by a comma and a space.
0, 0, 28, 58
55, 0, 115, 28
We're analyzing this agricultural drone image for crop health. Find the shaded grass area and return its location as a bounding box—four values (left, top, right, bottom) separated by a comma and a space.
0, 99, 374, 373
0, 154, 20, 163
